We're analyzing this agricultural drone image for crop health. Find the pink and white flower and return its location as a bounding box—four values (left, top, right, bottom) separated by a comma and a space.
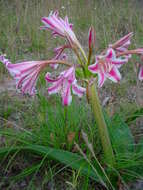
110, 32, 133, 52
45, 67, 86, 106
41, 11, 79, 47
0, 55, 48, 95
88, 48, 128, 87
109, 32, 133, 59
50, 44, 69, 69
138, 66, 143, 81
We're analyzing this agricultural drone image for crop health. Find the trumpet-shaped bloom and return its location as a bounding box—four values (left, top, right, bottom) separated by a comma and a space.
109, 32, 133, 59
139, 66, 143, 81
45, 67, 86, 106
0, 55, 48, 95
88, 48, 128, 87
110, 32, 133, 52
41, 11, 78, 46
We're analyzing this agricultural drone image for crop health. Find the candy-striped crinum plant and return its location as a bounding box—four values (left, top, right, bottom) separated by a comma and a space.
1, 11, 143, 168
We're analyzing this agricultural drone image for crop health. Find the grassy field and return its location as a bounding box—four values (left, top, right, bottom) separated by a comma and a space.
0, 0, 143, 189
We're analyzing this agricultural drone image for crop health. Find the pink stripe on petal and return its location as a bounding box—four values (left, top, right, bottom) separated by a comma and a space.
17, 66, 40, 91
48, 79, 62, 94
28, 71, 40, 95
63, 67, 74, 78
23, 71, 39, 95
88, 62, 99, 73
108, 67, 121, 82
41, 17, 54, 28
16, 69, 34, 89
98, 72, 106, 87
21, 68, 40, 94
112, 58, 128, 65
106, 48, 115, 59
113, 32, 133, 47
7, 62, 38, 73
139, 66, 143, 81
72, 83, 86, 97
116, 47, 127, 52
123, 40, 131, 48
62, 82, 72, 106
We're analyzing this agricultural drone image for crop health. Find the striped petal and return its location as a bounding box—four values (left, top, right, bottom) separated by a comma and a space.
63, 66, 75, 80
108, 67, 121, 82
111, 57, 128, 66
106, 48, 116, 59
72, 81, 86, 97
111, 32, 133, 48
62, 81, 72, 106
20, 68, 40, 95
88, 61, 99, 73
98, 72, 106, 87
47, 79, 62, 94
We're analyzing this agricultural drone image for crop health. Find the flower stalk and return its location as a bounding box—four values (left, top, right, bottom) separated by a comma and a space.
87, 82, 115, 167
79, 45, 88, 64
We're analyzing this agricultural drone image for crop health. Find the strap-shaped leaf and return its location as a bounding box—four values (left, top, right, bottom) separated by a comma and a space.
0, 145, 104, 182
104, 113, 134, 155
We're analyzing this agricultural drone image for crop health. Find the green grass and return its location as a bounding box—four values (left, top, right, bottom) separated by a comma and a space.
0, 0, 143, 189
0, 93, 104, 189
0, 92, 143, 189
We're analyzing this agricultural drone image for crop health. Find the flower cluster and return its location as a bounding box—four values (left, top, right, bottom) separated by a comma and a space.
0, 11, 143, 106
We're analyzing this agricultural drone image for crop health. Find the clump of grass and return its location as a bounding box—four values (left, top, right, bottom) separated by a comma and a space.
0, 91, 143, 189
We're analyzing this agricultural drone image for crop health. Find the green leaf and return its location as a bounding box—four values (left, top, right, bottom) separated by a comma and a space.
105, 113, 134, 155
0, 145, 102, 182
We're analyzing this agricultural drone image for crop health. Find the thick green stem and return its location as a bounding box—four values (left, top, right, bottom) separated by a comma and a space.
87, 83, 115, 167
